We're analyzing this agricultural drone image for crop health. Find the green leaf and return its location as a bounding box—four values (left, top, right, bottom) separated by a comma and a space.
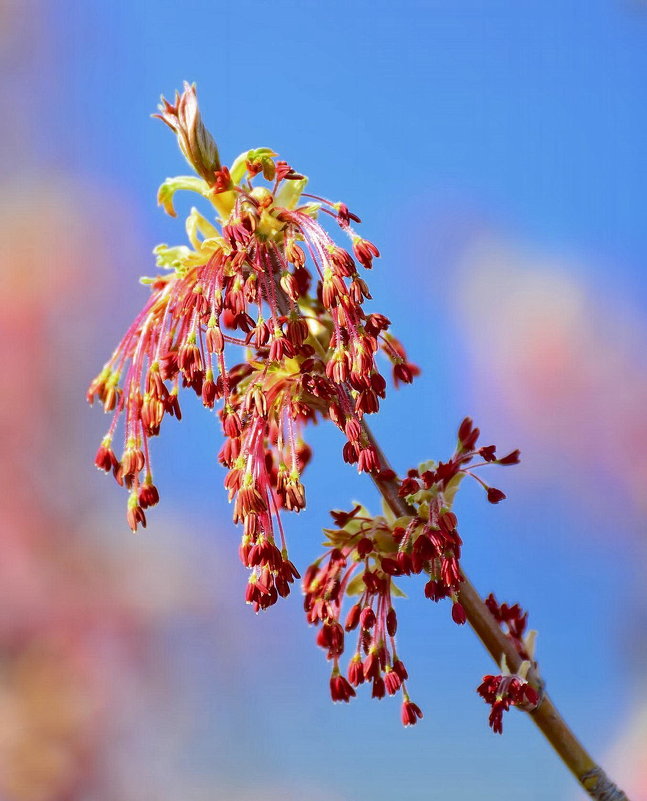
444, 473, 466, 507
275, 176, 308, 210
157, 175, 211, 217
345, 574, 365, 596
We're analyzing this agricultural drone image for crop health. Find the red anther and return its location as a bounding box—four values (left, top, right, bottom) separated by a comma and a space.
329, 246, 356, 277
386, 607, 398, 636
392, 659, 409, 681
330, 673, 356, 703
347, 657, 365, 686
486, 487, 506, 504
344, 417, 362, 442
222, 411, 241, 437
451, 601, 467, 625
380, 558, 402, 576
439, 511, 458, 533
498, 449, 521, 465
344, 603, 362, 631
269, 335, 294, 361
479, 444, 497, 462
393, 362, 414, 385
206, 325, 224, 354
360, 607, 376, 630
399, 477, 420, 497
138, 483, 160, 509
127, 504, 147, 532
95, 443, 117, 472
384, 669, 401, 695
353, 238, 380, 269
457, 417, 473, 444
357, 446, 379, 474
396, 552, 413, 575
213, 165, 232, 193
370, 372, 387, 395
363, 651, 381, 681
342, 440, 359, 465
364, 313, 391, 337
201, 378, 216, 408
401, 699, 423, 727
356, 537, 373, 558
330, 504, 363, 527
336, 203, 361, 226
317, 621, 345, 658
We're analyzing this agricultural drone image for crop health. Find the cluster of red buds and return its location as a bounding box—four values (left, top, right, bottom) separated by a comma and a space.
477, 594, 540, 732
477, 671, 539, 734
87, 83, 416, 610
303, 418, 521, 724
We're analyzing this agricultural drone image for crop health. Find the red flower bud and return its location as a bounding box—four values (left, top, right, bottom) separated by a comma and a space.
486, 487, 506, 504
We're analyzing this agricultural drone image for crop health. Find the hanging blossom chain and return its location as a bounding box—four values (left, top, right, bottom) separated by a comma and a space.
87, 83, 417, 613
304, 416, 532, 725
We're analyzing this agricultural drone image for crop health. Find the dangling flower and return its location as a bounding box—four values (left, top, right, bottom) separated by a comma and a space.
88, 83, 417, 608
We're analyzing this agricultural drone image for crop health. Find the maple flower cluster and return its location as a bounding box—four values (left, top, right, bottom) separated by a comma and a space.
87, 83, 416, 610
476, 594, 540, 733
88, 84, 536, 732
303, 418, 522, 724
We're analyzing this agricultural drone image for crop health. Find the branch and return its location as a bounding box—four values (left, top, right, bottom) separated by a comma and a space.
362, 422, 629, 801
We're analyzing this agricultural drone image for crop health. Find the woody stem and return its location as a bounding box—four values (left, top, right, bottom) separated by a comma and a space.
362, 422, 629, 801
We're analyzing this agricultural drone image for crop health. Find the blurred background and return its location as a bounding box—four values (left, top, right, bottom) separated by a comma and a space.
2, 0, 646, 799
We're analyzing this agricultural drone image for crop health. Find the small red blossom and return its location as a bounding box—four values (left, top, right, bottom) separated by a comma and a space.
485, 594, 533, 661
487, 487, 507, 504
330, 671, 356, 703
401, 698, 424, 727
451, 601, 467, 625
353, 237, 380, 269
477, 673, 539, 734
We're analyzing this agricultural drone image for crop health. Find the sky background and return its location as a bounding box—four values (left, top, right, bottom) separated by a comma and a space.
3, 1, 647, 799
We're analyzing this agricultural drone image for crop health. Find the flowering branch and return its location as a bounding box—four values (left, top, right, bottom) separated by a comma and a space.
363, 425, 628, 799
88, 82, 628, 801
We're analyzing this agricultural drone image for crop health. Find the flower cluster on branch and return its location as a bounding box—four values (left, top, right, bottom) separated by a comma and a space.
477, 595, 540, 732
88, 83, 416, 610
304, 419, 521, 724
